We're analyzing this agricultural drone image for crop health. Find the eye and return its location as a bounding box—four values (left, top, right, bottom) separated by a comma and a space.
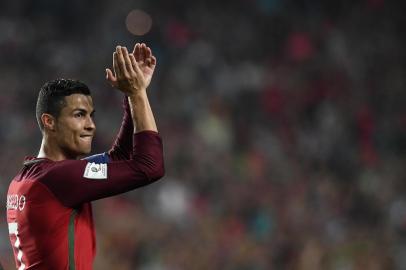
74, 112, 85, 118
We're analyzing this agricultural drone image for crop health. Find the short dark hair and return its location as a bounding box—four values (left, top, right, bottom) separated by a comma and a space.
36, 78, 91, 130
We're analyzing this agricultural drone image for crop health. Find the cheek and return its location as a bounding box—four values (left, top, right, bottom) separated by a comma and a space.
56, 122, 81, 145
60, 131, 76, 146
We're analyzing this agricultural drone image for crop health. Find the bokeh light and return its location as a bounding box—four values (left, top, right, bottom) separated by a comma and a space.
125, 9, 152, 36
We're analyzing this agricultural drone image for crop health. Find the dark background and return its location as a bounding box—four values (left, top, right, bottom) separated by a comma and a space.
1, 0, 406, 269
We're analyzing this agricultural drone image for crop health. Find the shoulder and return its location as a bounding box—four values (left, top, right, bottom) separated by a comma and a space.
13, 158, 54, 182
27, 159, 86, 184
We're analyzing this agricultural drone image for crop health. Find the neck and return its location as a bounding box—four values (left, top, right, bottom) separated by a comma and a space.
37, 137, 76, 161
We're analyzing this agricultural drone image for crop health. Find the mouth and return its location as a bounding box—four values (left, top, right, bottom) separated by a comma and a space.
80, 135, 93, 141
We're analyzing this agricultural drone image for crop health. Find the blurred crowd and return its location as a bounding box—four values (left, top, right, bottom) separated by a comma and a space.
1, 0, 406, 269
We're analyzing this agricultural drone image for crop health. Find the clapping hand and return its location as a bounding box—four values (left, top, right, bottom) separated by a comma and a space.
106, 43, 156, 96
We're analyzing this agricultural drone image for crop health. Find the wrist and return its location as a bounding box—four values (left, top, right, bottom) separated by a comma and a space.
128, 89, 147, 100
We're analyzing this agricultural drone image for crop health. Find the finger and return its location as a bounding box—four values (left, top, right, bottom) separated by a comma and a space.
129, 53, 137, 69
113, 52, 122, 78
145, 47, 154, 67
150, 55, 157, 66
117, 46, 129, 77
105, 68, 118, 87
129, 54, 143, 77
134, 43, 141, 62
106, 68, 115, 80
140, 43, 146, 63
131, 43, 138, 54
145, 47, 152, 59
132, 43, 140, 60
122, 47, 135, 75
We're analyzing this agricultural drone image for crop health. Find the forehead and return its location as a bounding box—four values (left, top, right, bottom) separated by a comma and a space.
62, 94, 94, 112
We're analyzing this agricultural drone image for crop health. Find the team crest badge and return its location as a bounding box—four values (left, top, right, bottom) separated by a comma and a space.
83, 162, 108, 179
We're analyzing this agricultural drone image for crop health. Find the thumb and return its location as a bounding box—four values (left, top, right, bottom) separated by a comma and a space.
105, 68, 118, 87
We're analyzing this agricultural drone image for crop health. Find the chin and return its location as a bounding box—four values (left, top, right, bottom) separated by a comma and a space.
62, 143, 93, 159
82, 147, 92, 155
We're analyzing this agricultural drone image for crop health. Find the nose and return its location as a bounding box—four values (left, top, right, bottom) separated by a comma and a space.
85, 115, 96, 132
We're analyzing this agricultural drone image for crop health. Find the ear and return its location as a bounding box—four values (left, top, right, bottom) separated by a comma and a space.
41, 113, 56, 131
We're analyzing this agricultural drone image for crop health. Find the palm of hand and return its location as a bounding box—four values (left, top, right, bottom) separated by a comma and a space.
137, 60, 155, 86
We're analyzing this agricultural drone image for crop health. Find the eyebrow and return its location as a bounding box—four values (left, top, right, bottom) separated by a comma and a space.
73, 108, 96, 116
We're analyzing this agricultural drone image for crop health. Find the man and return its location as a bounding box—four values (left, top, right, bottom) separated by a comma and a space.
6, 43, 164, 269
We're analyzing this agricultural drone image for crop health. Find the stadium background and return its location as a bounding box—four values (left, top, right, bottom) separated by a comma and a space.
1, 0, 406, 269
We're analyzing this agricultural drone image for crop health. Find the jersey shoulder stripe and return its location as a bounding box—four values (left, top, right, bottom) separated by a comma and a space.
83, 152, 110, 164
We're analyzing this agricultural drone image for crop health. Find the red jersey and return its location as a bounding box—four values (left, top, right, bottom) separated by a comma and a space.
6, 99, 164, 270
